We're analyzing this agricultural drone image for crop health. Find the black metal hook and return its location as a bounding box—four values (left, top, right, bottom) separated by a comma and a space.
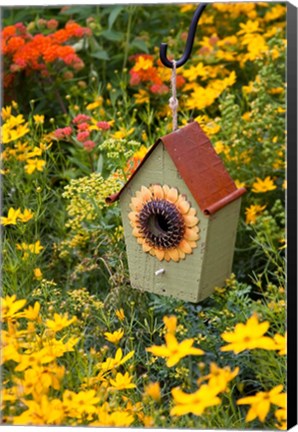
160, 3, 207, 69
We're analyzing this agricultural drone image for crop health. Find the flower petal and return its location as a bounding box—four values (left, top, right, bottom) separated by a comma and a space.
166, 187, 178, 203
151, 184, 164, 199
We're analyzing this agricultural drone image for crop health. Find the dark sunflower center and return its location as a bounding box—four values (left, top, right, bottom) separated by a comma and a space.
138, 199, 185, 249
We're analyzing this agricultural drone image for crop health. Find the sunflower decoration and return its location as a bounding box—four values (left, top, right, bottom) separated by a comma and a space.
128, 184, 200, 262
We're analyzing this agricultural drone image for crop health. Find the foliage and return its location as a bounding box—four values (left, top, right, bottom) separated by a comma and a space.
1, 2, 286, 429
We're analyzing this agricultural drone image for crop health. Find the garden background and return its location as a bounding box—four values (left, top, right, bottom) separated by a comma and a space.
1, 2, 287, 429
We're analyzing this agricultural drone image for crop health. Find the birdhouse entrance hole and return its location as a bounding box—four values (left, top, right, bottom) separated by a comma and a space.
148, 213, 170, 236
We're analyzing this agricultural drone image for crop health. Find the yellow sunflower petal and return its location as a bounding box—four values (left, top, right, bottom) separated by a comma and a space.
178, 249, 186, 260
184, 215, 199, 227
164, 251, 171, 262
168, 248, 180, 262
132, 227, 142, 237
166, 187, 178, 203
188, 241, 198, 248
184, 227, 200, 241
179, 239, 193, 254
142, 242, 152, 252
140, 185, 152, 202
176, 196, 190, 214
130, 196, 143, 212
128, 211, 138, 223
154, 248, 165, 261
137, 237, 145, 245
162, 184, 170, 195
151, 184, 164, 199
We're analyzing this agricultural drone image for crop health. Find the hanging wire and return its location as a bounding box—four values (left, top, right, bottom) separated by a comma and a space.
160, 3, 207, 69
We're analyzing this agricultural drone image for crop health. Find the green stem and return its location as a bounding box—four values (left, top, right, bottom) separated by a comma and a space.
122, 7, 134, 70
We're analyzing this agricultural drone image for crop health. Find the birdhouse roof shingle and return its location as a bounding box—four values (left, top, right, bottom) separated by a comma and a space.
106, 122, 246, 215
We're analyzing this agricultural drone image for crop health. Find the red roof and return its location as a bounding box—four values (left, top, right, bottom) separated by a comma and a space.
106, 121, 246, 215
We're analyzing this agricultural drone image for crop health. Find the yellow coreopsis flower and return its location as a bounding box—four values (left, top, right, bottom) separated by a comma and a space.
198, 363, 239, 392
111, 127, 135, 139
237, 385, 286, 423
1, 294, 26, 321
245, 204, 266, 224
252, 176, 277, 193
24, 158, 46, 174
1, 207, 21, 225
115, 308, 125, 321
134, 56, 154, 71
273, 332, 287, 355
275, 407, 287, 430
45, 313, 77, 332
20, 301, 41, 321
1, 105, 12, 120
163, 316, 177, 335
146, 333, 204, 367
12, 395, 65, 425
170, 383, 221, 416
220, 314, 276, 354
134, 89, 150, 104
104, 329, 124, 344
91, 410, 134, 427
98, 348, 135, 373
33, 114, 45, 124
33, 267, 43, 280
237, 19, 260, 35
18, 208, 34, 223
144, 382, 161, 401
109, 372, 136, 390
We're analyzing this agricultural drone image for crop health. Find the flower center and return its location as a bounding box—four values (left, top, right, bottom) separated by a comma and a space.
138, 199, 185, 249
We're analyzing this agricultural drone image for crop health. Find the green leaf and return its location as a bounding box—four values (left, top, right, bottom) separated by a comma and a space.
91, 51, 110, 61
101, 29, 123, 42
131, 38, 149, 53
96, 154, 104, 174
108, 6, 123, 30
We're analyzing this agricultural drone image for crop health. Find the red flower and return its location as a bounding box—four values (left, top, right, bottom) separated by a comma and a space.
54, 126, 72, 139
73, 114, 91, 124
97, 121, 110, 130
77, 131, 90, 142
83, 140, 96, 152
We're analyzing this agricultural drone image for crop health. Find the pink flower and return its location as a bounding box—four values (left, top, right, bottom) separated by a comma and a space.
97, 121, 110, 130
72, 114, 91, 124
150, 83, 169, 94
129, 71, 141, 86
54, 126, 72, 140
77, 131, 90, 142
47, 19, 58, 30
77, 122, 89, 131
83, 140, 96, 152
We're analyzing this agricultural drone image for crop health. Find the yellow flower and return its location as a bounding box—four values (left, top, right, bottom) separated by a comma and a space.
98, 348, 135, 373
109, 371, 136, 390
62, 389, 100, 418
1, 207, 21, 225
18, 208, 34, 223
275, 407, 287, 430
129, 184, 200, 262
45, 313, 77, 332
33, 114, 44, 124
170, 383, 221, 416
252, 176, 277, 193
273, 333, 287, 355
134, 89, 150, 104
86, 96, 103, 111
235, 180, 246, 189
237, 19, 260, 35
144, 382, 161, 401
13, 395, 65, 425
24, 158, 46, 174
111, 127, 135, 140
115, 308, 125, 321
237, 385, 286, 422
264, 4, 286, 22
104, 329, 124, 344
198, 362, 239, 392
17, 240, 44, 258
92, 409, 134, 427
1, 295, 26, 321
134, 56, 154, 71
220, 314, 276, 354
146, 333, 204, 367
20, 301, 41, 321
245, 204, 266, 224
163, 315, 177, 335
33, 267, 43, 280
1, 105, 12, 120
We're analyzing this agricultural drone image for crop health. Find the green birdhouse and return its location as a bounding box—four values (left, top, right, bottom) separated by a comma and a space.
107, 122, 246, 303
